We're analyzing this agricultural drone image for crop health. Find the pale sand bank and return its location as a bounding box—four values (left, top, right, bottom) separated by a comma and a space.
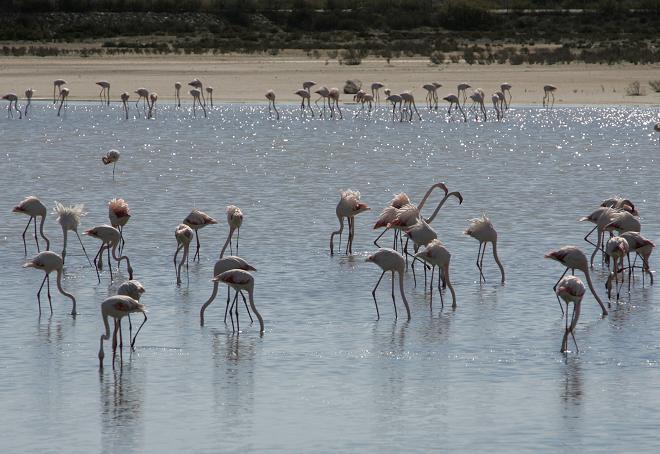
1, 55, 659, 105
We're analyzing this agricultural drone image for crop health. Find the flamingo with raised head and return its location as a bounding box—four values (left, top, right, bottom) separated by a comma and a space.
148, 92, 158, 118
96, 80, 110, 105
183, 208, 218, 261
265, 90, 279, 120
98, 295, 147, 368
12, 196, 50, 254
53, 201, 92, 265
366, 248, 411, 320
500, 83, 512, 108
23, 251, 76, 316
3, 93, 22, 119
330, 189, 370, 255
220, 205, 243, 258
24, 88, 33, 117
200, 256, 256, 327
206, 86, 214, 108
465, 215, 504, 284
108, 198, 130, 253
174, 223, 193, 285
174, 81, 182, 107
556, 276, 584, 353
213, 270, 264, 333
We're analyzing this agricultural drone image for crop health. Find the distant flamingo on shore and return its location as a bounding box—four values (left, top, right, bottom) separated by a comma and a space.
366, 248, 411, 320
96, 80, 110, 105
24, 251, 76, 316
12, 196, 50, 254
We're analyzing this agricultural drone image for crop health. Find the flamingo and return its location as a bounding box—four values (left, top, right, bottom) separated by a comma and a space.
98, 295, 147, 369
605, 236, 629, 301
23, 251, 76, 316
12, 196, 50, 254
148, 92, 158, 119
330, 189, 370, 255
206, 86, 214, 108
600, 196, 637, 215
303, 80, 316, 97
443, 94, 466, 121
120, 92, 130, 119
371, 82, 385, 103
422, 83, 438, 110
543, 84, 557, 108
500, 83, 512, 108
53, 201, 92, 266
465, 215, 505, 284
190, 88, 207, 118
24, 88, 33, 117
415, 239, 456, 309
556, 276, 584, 353
544, 246, 608, 317
366, 248, 411, 320
102, 149, 120, 179
385, 93, 402, 121
457, 82, 471, 106
174, 81, 182, 107
492, 93, 501, 121
84, 225, 134, 283
200, 256, 256, 327
265, 90, 279, 120
56, 87, 69, 116
96, 80, 110, 105
620, 231, 655, 286
53, 79, 66, 104
183, 208, 218, 261
399, 92, 421, 121
328, 88, 343, 119
2, 93, 22, 119
213, 270, 264, 333
220, 205, 243, 258
117, 280, 145, 301
134, 87, 149, 112
174, 224, 193, 285
294, 89, 314, 117
314, 86, 331, 117
468, 89, 486, 121
108, 198, 130, 254
189, 78, 205, 105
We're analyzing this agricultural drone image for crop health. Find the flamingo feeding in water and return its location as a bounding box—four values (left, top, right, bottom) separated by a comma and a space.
102, 149, 120, 179
3, 93, 22, 119
206, 86, 214, 108
24, 88, 33, 117
199, 256, 257, 328
294, 89, 314, 116
148, 92, 158, 118
120, 92, 130, 119
415, 239, 456, 309
134, 87, 149, 112
96, 80, 110, 105
500, 83, 512, 108
543, 84, 557, 108
556, 276, 584, 353
174, 82, 182, 107
385, 93, 403, 121
53, 201, 92, 265
190, 88, 207, 118
56, 87, 69, 116
619, 231, 655, 286
189, 78, 205, 105
23, 251, 76, 316
265, 90, 279, 120
53, 79, 66, 104
117, 280, 145, 301
465, 215, 505, 284
457, 82, 471, 106
183, 208, 218, 261
371, 82, 385, 104
400, 92, 421, 121
605, 236, 630, 302
12, 196, 50, 254
84, 225, 134, 283
330, 189, 370, 255
174, 223, 193, 286
366, 248, 411, 320
443, 94, 466, 121
213, 269, 264, 333
220, 205, 243, 258
98, 295, 147, 369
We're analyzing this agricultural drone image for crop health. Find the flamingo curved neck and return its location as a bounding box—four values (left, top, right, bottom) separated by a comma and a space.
397, 270, 411, 320
247, 289, 265, 332
443, 265, 457, 307
200, 281, 220, 325
39, 215, 50, 250
583, 270, 608, 316
112, 242, 133, 278
220, 227, 235, 258
426, 193, 453, 224
55, 269, 76, 315
492, 241, 505, 284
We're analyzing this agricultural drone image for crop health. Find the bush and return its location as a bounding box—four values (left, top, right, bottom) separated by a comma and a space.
340, 48, 361, 65
649, 80, 660, 92
429, 50, 445, 65
625, 81, 645, 96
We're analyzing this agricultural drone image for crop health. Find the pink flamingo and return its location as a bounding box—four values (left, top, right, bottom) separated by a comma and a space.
98, 295, 147, 368
24, 88, 33, 117
220, 205, 243, 258
500, 83, 512, 108
206, 86, 214, 108
213, 270, 264, 333
330, 189, 370, 255
556, 276, 584, 353
102, 149, 120, 179
120, 92, 130, 119
189, 78, 205, 105
134, 87, 149, 112
465, 215, 504, 284
148, 92, 158, 119
117, 280, 145, 301
415, 239, 456, 309
620, 231, 655, 286
545, 246, 608, 316
265, 90, 279, 120
314, 86, 331, 117
53, 201, 92, 265
422, 83, 438, 110
294, 89, 314, 116
174, 82, 182, 107
605, 236, 629, 302
183, 209, 218, 261
457, 82, 471, 106
56, 87, 69, 117
491, 93, 502, 121
366, 248, 411, 320
12, 196, 50, 254
199, 256, 256, 327
400, 91, 421, 121
96, 80, 110, 105
190, 88, 207, 118
303, 81, 316, 96
443, 94, 466, 121
328, 88, 343, 119
385, 93, 402, 121
468, 89, 486, 121
108, 198, 130, 253
24, 251, 76, 316
84, 225, 134, 283
3, 93, 22, 119
543, 84, 557, 108
53, 79, 66, 104
174, 224, 193, 286
371, 82, 385, 104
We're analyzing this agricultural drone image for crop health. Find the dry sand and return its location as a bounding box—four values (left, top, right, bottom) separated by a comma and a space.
1, 55, 659, 105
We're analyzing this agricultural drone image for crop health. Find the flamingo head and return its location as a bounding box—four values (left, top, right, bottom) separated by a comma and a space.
434, 182, 449, 194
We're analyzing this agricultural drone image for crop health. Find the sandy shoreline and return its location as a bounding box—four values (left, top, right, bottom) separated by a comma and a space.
1, 55, 660, 105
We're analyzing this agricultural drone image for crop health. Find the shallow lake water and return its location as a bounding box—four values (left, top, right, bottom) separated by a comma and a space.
1, 101, 659, 452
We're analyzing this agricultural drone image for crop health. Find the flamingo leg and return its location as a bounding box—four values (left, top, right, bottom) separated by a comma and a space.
131, 312, 147, 350
475, 243, 486, 283
391, 272, 397, 319
239, 291, 253, 323
36, 273, 48, 315
112, 320, 118, 368
107, 246, 113, 281
429, 265, 434, 311
553, 268, 569, 316
193, 230, 200, 261
371, 270, 385, 320
93, 245, 103, 283
174, 244, 182, 283
33, 217, 40, 252
21, 217, 33, 255
224, 287, 231, 323
75, 231, 93, 267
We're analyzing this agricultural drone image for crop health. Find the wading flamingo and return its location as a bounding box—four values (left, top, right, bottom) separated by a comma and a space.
371, 82, 385, 104
415, 239, 456, 309
174, 223, 193, 286
200, 256, 256, 327
117, 280, 145, 301
314, 86, 331, 117
220, 205, 243, 258
24, 88, 33, 117
24, 251, 76, 316
53, 79, 66, 103
148, 92, 158, 119
183, 208, 218, 261
98, 295, 147, 369
56, 87, 69, 116
190, 88, 207, 118
294, 89, 314, 116
3, 93, 22, 119
206, 86, 214, 108
443, 94, 466, 121
189, 78, 205, 105
468, 89, 487, 121
422, 83, 438, 110
134, 87, 149, 112
400, 92, 421, 121
543, 84, 557, 108
605, 236, 629, 302
330, 189, 370, 255
213, 270, 264, 333
366, 248, 411, 320
620, 231, 654, 286
108, 198, 130, 253
174, 82, 182, 107
465, 215, 504, 284
120, 92, 130, 119
457, 82, 471, 106
303, 81, 316, 95
12, 196, 50, 254
265, 90, 279, 120
102, 149, 120, 179
545, 246, 608, 317
53, 201, 92, 265
385, 93, 402, 121
600, 196, 637, 215
492, 93, 502, 121
556, 276, 584, 353
328, 87, 343, 119
84, 225, 134, 283
96, 80, 110, 105
500, 83, 512, 108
